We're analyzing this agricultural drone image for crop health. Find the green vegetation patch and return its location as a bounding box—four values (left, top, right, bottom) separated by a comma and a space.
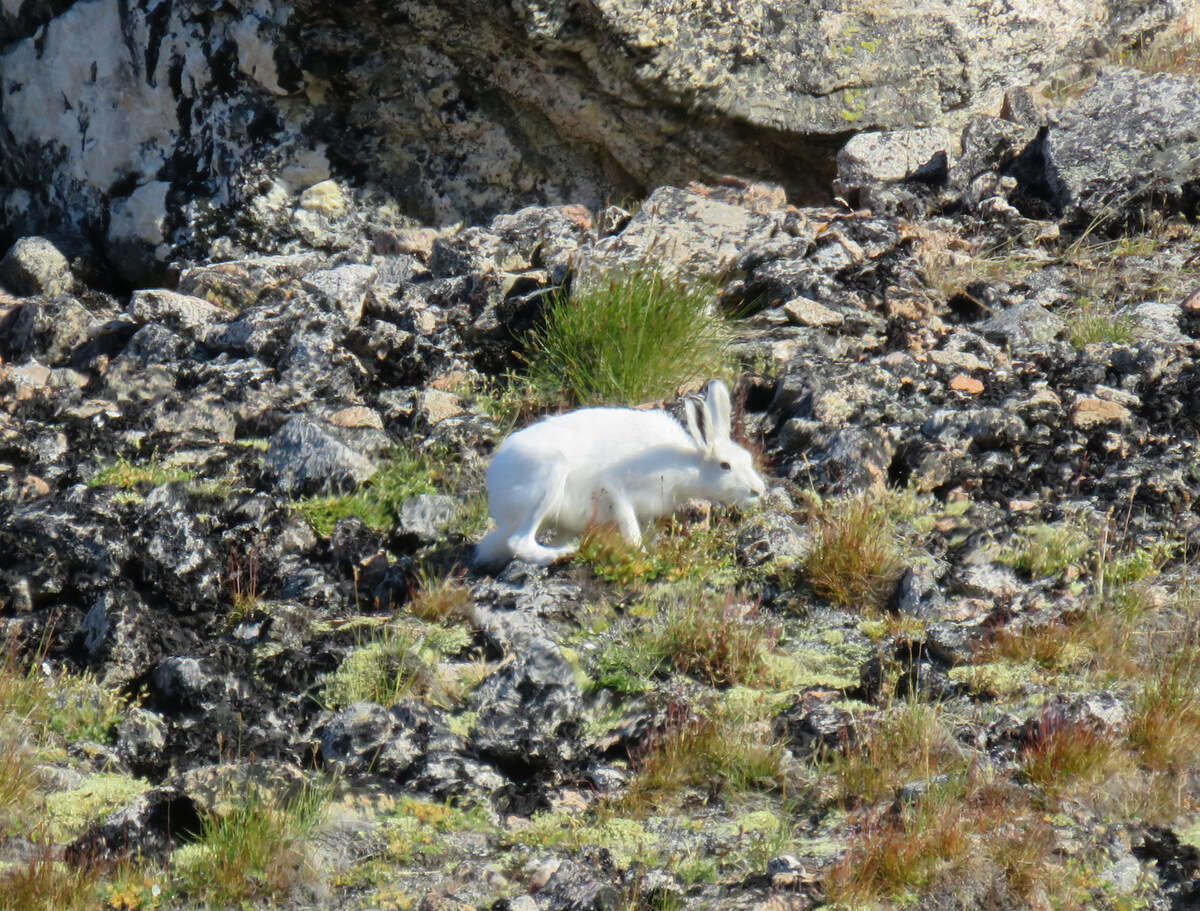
294, 449, 438, 537
575, 516, 742, 588
802, 491, 905, 611
1064, 296, 1135, 348
44, 774, 149, 841
90, 457, 196, 490
171, 780, 330, 908
530, 265, 732, 406
323, 620, 471, 710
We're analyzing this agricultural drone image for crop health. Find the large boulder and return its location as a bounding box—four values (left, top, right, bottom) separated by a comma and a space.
1037, 68, 1200, 225
0, 0, 1177, 268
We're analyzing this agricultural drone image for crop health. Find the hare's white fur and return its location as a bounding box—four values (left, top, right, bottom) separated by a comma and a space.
474, 379, 766, 568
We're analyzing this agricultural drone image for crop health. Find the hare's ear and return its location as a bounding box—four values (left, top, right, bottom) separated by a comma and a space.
683, 397, 710, 451
704, 380, 732, 441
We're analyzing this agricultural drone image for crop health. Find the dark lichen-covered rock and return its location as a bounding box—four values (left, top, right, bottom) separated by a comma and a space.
1038, 69, 1200, 225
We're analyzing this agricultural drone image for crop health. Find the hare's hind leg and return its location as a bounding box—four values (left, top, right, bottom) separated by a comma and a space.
507, 458, 574, 566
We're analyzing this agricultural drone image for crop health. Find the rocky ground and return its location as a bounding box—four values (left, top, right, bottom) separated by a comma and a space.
2, 47, 1200, 911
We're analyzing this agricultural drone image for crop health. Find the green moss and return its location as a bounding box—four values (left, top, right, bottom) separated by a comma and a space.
948, 661, 1036, 697
509, 812, 662, 869
323, 621, 471, 710
293, 449, 439, 537
1001, 522, 1091, 579
44, 774, 149, 841
90, 458, 195, 490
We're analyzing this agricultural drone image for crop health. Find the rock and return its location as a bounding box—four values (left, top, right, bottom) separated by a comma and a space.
398, 494, 460, 544
736, 511, 807, 567
134, 484, 222, 610
783, 296, 843, 327
66, 786, 202, 865
1037, 69, 1200, 225
774, 696, 857, 757
471, 637, 582, 775
833, 127, 955, 211
298, 179, 347, 215
891, 565, 946, 618
128, 289, 227, 336
949, 374, 984, 395
0, 236, 72, 296
265, 415, 378, 496
2, 294, 107, 365
0, 0, 1174, 254
1071, 396, 1133, 429
579, 186, 778, 280
979, 300, 1065, 349
533, 859, 617, 911
115, 708, 169, 778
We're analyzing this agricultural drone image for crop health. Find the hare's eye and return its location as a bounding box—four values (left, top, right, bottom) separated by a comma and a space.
720, 461, 732, 471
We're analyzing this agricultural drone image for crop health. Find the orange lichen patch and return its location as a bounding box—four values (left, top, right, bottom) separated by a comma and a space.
949, 374, 984, 394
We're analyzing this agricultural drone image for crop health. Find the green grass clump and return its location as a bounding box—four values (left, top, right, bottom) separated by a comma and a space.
1001, 522, 1091, 579
294, 449, 438, 537
172, 781, 329, 907
803, 492, 905, 611
593, 587, 777, 693
323, 621, 471, 710
575, 517, 740, 588
530, 266, 732, 406
618, 702, 788, 812
90, 457, 195, 489
1064, 297, 1135, 348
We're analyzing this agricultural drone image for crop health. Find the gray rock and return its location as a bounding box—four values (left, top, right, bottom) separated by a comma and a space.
319, 702, 403, 772
150, 657, 245, 714
128, 289, 227, 336
534, 859, 617, 911
892, 565, 946, 618
0, 0, 1175, 255
265, 415, 378, 496
1041, 69, 1200, 225
833, 127, 955, 211
2, 295, 103, 365
471, 637, 582, 773
116, 708, 168, 777
736, 510, 807, 567
0, 236, 72, 296
577, 186, 778, 280
399, 494, 460, 543
67, 786, 202, 866
979, 300, 1065, 349
135, 484, 222, 609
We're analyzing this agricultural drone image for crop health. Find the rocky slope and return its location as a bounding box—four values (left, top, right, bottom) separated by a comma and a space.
0, 0, 1184, 284
2, 12, 1200, 911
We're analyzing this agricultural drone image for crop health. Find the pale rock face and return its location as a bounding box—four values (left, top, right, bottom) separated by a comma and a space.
0, 0, 1181, 266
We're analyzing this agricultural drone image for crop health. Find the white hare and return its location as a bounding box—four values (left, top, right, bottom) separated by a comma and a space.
474, 379, 766, 568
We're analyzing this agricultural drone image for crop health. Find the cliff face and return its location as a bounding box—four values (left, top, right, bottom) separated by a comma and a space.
0, 0, 1179, 279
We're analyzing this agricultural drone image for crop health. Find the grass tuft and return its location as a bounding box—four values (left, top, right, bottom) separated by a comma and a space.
89, 457, 196, 490
618, 701, 788, 813
172, 781, 329, 907
593, 586, 777, 692
802, 491, 905, 611
530, 265, 732, 406
1064, 296, 1135, 348
323, 620, 470, 710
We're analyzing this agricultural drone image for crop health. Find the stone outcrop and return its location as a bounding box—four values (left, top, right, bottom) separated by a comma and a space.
0, 0, 1180, 279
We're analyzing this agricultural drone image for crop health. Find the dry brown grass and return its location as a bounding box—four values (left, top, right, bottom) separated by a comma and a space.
828, 700, 967, 808
407, 567, 472, 624
0, 848, 99, 911
617, 701, 788, 814
803, 492, 905, 612
1126, 624, 1200, 772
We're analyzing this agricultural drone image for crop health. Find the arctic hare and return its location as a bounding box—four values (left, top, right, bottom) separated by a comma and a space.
474, 379, 766, 568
